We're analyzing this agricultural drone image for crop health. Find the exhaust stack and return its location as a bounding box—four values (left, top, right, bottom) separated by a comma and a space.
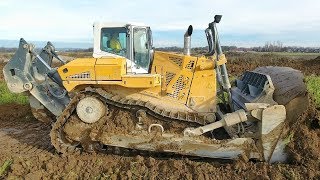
184, 25, 193, 56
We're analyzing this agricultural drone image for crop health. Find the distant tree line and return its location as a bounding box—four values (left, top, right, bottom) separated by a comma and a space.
61, 48, 93, 52
226, 41, 320, 53
0, 47, 17, 52
155, 46, 238, 53
156, 42, 320, 53
251, 42, 320, 53
156, 46, 242, 53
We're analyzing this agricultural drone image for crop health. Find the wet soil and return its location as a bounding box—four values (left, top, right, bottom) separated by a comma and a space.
0, 103, 319, 179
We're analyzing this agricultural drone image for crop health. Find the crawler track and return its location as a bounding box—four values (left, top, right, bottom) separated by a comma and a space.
50, 90, 205, 155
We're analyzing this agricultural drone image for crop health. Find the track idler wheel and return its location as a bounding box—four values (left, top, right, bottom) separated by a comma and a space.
76, 96, 106, 124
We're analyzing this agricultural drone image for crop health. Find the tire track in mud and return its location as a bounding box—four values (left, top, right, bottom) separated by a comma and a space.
0, 107, 54, 156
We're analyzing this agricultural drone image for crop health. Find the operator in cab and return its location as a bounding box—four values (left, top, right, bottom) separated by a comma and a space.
110, 33, 122, 52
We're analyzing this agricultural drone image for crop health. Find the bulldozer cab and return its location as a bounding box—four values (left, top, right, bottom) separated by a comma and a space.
93, 22, 153, 74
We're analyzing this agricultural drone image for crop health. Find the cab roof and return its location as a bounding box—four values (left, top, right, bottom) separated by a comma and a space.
93, 22, 148, 28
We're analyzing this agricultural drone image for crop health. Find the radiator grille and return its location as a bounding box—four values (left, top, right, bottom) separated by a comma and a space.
185, 60, 195, 70
165, 72, 176, 86
167, 76, 186, 99
169, 56, 183, 67
67, 71, 91, 79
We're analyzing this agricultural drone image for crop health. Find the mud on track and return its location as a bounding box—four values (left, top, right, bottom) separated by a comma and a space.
0, 102, 319, 179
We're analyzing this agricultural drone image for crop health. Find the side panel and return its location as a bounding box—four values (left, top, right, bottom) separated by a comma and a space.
187, 57, 217, 113
58, 58, 97, 81
95, 58, 126, 80
150, 51, 196, 104
121, 74, 161, 88
150, 51, 217, 113
58, 58, 97, 91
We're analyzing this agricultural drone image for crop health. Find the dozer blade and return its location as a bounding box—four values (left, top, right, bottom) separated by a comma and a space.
97, 134, 258, 160
230, 67, 308, 162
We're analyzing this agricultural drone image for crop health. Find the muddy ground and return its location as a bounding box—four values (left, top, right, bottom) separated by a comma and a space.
0, 53, 319, 179
0, 103, 318, 179
226, 52, 320, 76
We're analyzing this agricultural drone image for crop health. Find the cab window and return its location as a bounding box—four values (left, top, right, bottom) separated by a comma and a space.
101, 27, 127, 57
133, 28, 150, 71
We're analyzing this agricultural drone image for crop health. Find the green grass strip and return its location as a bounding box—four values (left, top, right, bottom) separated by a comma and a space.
0, 82, 28, 105
0, 160, 12, 177
305, 76, 320, 107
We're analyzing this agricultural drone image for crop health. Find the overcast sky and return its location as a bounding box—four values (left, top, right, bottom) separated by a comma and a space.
0, 0, 319, 47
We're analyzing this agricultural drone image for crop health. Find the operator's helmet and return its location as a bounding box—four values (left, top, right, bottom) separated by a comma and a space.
110, 33, 121, 52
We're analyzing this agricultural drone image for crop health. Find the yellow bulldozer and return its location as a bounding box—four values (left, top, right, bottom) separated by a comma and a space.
3, 15, 308, 163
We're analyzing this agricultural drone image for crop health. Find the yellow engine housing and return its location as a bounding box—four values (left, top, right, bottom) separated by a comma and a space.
57, 51, 227, 114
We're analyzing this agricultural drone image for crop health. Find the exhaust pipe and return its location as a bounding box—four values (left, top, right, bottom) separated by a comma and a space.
205, 28, 214, 56
184, 25, 193, 56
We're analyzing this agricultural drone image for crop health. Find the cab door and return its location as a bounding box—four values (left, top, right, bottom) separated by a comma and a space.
127, 26, 152, 74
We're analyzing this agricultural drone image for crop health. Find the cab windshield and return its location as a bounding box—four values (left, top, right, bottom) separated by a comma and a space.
100, 27, 127, 57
